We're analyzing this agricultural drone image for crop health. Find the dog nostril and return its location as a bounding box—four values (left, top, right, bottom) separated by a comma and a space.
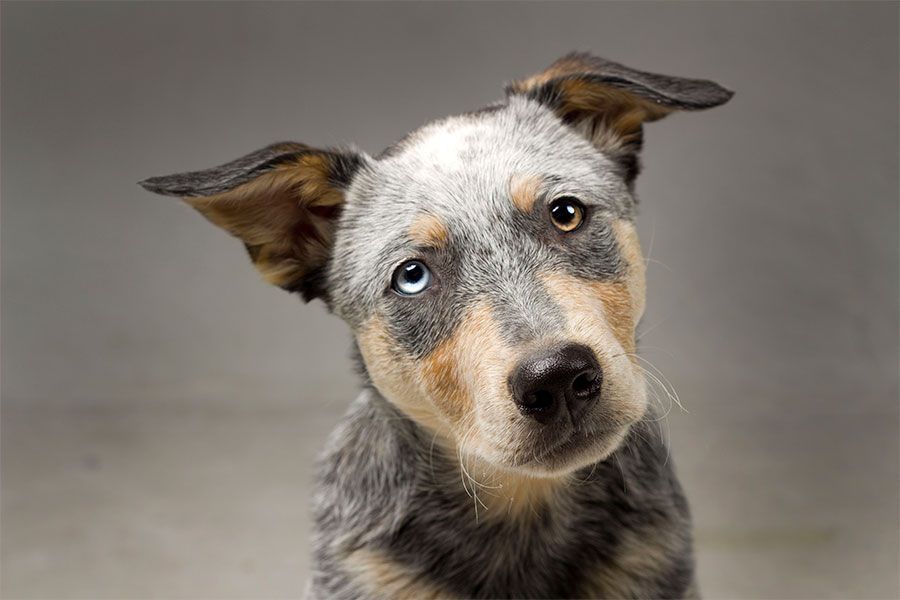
522, 390, 555, 412
572, 371, 597, 396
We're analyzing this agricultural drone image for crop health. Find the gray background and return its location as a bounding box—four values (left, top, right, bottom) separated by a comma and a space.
2, 2, 898, 598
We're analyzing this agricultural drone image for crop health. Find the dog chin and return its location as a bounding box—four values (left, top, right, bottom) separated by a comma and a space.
496, 424, 633, 478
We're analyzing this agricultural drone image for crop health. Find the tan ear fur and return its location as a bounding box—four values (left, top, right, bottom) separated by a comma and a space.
141, 143, 362, 297
184, 154, 344, 290
507, 53, 733, 179
508, 54, 674, 136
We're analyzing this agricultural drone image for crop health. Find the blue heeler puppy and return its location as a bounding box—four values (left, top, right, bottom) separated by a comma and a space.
141, 53, 732, 599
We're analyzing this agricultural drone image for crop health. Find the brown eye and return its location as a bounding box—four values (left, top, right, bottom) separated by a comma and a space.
549, 197, 585, 232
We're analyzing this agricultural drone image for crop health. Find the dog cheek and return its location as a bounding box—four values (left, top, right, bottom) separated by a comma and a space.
588, 280, 637, 356
419, 333, 472, 427
355, 309, 500, 439
419, 304, 521, 456
601, 357, 649, 427
612, 219, 646, 326
542, 219, 646, 359
355, 318, 448, 434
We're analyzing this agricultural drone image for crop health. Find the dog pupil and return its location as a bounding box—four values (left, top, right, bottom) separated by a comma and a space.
404, 263, 422, 282
552, 203, 575, 223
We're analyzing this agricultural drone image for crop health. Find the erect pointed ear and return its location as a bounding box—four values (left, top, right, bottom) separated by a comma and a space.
506, 53, 733, 183
140, 142, 365, 300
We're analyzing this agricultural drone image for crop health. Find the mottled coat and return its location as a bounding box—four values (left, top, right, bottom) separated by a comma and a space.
312, 391, 696, 599
141, 53, 732, 599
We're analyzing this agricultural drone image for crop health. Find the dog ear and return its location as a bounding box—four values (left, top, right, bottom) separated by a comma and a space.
140, 142, 364, 300
506, 53, 733, 183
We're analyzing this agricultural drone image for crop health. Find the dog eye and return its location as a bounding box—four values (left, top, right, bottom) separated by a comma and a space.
549, 197, 586, 232
392, 260, 432, 296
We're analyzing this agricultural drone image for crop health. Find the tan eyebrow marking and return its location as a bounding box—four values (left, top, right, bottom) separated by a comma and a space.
509, 174, 542, 213
408, 213, 450, 248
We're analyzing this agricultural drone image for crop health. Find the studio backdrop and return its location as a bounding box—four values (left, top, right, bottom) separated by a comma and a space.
2, 2, 898, 599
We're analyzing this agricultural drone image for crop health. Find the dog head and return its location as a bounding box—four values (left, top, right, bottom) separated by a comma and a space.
142, 54, 731, 477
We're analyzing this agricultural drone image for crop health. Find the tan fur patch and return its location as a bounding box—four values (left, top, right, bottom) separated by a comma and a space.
475, 471, 568, 519
508, 174, 542, 213
356, 305, 507, 441
184, 154, 342, 289
555, 78, 672, 135
592, 280, 636, 355
577, 526, 680, 597
345, 548, 450, 600
552, 79, 672, 159
408, 213, 450, 248
420, 326, 473, 425
542, 274, 636, 356
541, 219, 645, 357
613, 219, 646, 323
509, 55, 673, 131
356, 318, 451, 437
507, 53, 599, 93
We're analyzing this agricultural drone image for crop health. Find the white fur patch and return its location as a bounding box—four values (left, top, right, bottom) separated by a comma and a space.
412, 123, 477, 172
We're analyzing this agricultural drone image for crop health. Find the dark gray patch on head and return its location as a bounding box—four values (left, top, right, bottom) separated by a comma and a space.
512, 187, 626, 281
381, 246, 465, 359
374, 225, 564, 359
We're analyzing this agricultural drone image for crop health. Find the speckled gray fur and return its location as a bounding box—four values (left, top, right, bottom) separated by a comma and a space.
140, 53, 732, 599
312, 391, 696, 599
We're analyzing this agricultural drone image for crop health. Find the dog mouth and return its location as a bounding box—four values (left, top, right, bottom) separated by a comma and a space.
511, 423, 626, 471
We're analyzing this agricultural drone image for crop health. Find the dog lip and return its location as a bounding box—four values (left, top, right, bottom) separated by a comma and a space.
524, 426, 605, 467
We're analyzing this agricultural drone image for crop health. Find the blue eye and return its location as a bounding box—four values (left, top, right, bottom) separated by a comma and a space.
392, 260, 432, 296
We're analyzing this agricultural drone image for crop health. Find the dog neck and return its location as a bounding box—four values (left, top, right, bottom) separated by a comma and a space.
314, 387, 691, 598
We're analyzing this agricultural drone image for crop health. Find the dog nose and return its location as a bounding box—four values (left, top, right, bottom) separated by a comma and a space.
509, 343, 603, 424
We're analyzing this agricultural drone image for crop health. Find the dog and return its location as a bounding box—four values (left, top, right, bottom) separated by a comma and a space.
141, 53, 732, 599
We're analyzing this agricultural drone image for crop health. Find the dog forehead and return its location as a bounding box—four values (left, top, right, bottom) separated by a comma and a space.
350, 98, 621, 229
378, 97, 605, 184
329, 98, 625, 321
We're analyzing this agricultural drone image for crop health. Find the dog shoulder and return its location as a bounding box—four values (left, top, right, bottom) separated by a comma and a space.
313, 389, 420, 534
310, 389, 441, 598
